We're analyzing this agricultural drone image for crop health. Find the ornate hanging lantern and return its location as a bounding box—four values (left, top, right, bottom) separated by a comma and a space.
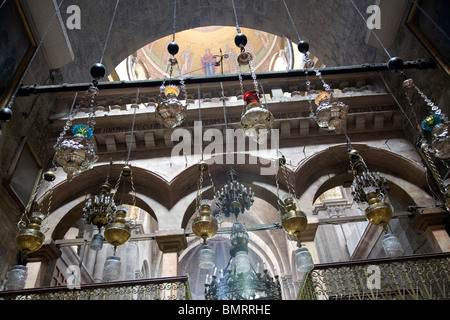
155, 35, 188, 129
16, 211, 46, 256
314, 91, 349, 133
276, 156, 313, 272
53, 84, 99, 180
240, 90, 274, 144
192, 162, 219, 243
82, 160, 116, 251
156, 81, 186, 129
280, 193, 308, 242
104, 206, 131, 248
348, 148, 392, 227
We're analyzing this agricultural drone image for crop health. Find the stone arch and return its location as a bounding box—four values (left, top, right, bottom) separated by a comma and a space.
293, 143, 434, 210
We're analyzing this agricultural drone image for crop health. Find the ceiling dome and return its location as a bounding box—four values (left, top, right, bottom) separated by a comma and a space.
109, 26, 324, 81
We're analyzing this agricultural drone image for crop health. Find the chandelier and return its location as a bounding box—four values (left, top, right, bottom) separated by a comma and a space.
204, 222, 282, 300
82, 159, 116, 251
214, 169, 254, 219
348, 147, 392, 227
347, 144, 403, 257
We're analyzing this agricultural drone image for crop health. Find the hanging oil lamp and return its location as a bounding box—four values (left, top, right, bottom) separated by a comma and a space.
104, 206, 131, 248
348, 148, 392, 227
53, 82, 99, 180
277, 157, 313, 272
156, 82, 186, 128
16, 211, 46, 256
240, 90, 275, 144
155, 41, 188, 129
82, 160, 116, 251
314, 91, 349, 133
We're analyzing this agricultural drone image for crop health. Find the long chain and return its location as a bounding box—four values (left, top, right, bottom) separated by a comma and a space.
100, 0, 120, 64
126, 88, 140, 164
231, 0, 241, 33
281, 0, 302, 42
172, 0, 177, 41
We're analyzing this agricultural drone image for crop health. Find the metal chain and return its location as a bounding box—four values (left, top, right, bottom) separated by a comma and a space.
305, 70, 315, 119
195, 169, 204, 212
207, 169, 217, 198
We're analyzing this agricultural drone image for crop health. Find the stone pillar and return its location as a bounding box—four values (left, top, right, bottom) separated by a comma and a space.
154, 229, 187, 277
411, 207, 450, 252
24, 239, 61, 288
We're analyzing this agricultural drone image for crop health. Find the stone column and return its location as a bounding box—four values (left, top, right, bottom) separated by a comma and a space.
411, 207, 450, 252
154, 229, 187, 277
24, 239, 61, 288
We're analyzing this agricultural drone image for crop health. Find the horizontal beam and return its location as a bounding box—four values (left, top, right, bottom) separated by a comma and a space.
17, 58, 435, 96
55, 212, 412, 247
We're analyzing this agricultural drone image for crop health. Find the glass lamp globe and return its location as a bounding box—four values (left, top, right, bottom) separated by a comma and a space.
103, 255, 121, 281
295, 247, 314, 273
431, 122, 450, 159
382, 233, 404, 257
235, 250, 251, 274
5, 265, 28, 290
198, 244, 215, 269
90, 233, 104, 251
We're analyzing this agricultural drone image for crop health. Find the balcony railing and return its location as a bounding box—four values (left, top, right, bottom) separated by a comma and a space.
298, 253, 450, 300
0, 275, 191, 300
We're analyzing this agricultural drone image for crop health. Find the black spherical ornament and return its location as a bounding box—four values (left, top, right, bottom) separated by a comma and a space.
387, 57, 403, 71
297, 41, 309, 54
90, 63, 106, 80
168, 41, 179, 55
0, 107, 12, 122
234, 33, 247, 48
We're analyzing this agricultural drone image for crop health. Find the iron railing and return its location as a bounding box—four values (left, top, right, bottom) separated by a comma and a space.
298, 253, 450, 300
0, 275, 192, 300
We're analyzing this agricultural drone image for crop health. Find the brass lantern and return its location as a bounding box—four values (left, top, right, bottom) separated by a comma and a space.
280, 194, 308, 242
192, 161, 218, 243
104, 207, 131, 248
192, 199, 218, 243
348, 148, 392, 227
16, 212, 46, 256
